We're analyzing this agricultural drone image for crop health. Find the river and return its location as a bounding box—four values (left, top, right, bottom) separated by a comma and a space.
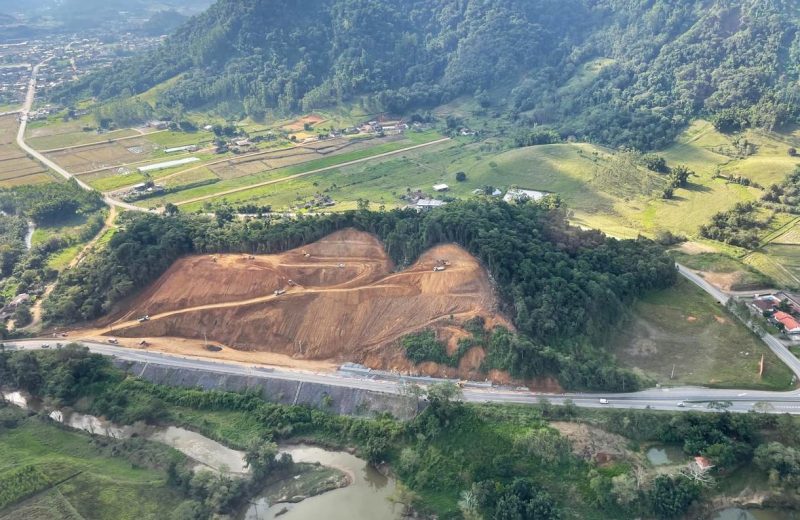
3, 391, 401, 518
243, 445, 402, 520
0, 210, 33, 249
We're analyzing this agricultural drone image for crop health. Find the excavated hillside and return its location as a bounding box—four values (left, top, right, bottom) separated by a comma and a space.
104, 229, 511, 375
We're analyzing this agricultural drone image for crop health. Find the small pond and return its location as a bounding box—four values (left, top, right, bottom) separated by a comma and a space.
712, 508, 799, 520
646, 445, 687, 466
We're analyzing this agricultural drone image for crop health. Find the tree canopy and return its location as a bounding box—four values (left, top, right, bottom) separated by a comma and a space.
55, 0, 800, 149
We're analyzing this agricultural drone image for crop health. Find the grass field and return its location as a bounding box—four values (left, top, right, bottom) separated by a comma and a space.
611, 278, 795, 390
671, 251, 775, 290
0, 416, 185, 520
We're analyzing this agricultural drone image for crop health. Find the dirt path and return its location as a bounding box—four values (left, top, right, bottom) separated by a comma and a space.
24, 206, 117, 332
174, 137, 452, 207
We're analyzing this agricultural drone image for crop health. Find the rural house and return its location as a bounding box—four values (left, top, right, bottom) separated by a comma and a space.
772, 311, 800, 334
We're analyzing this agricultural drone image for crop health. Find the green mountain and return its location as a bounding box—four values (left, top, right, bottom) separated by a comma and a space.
59, 0, 800, 149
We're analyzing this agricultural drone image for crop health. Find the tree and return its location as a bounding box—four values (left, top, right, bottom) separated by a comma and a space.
244, 439, 284, 479
455, 171, 467, 182
611, 473, 638, 506
648, 475, 700, 519
789, 148, 797, 157
164, 203, 179, 216
214, 205, 234, 225
9, 351, 43, 393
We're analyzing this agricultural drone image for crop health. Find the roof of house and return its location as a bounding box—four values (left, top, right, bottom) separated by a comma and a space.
432, 183, 449, 191
416, 199, 446, 207
774, 311, 800, 331
694, 456, 713, 470
752, 299, 777, 311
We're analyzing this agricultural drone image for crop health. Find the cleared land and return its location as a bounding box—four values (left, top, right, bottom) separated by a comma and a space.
82, 229, 509, 380
0, 115, 52, 187
611, 278, 795, 390
671, 250, 774, 291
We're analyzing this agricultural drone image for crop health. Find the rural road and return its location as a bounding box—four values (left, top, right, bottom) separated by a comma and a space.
15, 58, 147, 213
175, 137, 453, 207
675, 262, 800, 379
5, 340, 800, 415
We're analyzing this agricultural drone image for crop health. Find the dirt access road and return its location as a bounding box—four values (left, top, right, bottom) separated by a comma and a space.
70, 229, 508, 377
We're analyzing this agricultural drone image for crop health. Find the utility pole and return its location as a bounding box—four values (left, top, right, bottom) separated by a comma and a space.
671, 364, 676, 380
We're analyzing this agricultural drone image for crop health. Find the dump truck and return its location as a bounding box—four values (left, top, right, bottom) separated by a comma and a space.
274, 289, 287, 296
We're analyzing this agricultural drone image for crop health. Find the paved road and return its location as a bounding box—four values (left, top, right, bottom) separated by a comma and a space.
15, 59, 146, 213
676, 263, 800, 379
5, 340, 800, 414
676, 263, 730, 305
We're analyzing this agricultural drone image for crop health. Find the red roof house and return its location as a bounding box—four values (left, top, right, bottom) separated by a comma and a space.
773, 311, 800, 334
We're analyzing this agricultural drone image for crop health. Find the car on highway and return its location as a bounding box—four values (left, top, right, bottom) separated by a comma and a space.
677, 401, 685, 407
599, 398, 609, 404
41, 344, 50, 349
108, 338, 118, 344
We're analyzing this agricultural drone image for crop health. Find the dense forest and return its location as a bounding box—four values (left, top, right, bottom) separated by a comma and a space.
55, 0, 800, 149
44, 200, 676, 390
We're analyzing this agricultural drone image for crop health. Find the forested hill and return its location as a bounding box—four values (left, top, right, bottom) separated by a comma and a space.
58, 0, 800, 149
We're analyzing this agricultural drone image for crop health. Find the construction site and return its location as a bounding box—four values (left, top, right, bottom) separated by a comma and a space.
74, 229, 512, 380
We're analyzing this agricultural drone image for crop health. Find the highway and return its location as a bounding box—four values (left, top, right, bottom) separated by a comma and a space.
5, 339, 800, 415
14, 58, 146, 213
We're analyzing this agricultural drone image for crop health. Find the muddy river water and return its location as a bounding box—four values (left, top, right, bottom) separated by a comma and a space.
243, 445, 401, 520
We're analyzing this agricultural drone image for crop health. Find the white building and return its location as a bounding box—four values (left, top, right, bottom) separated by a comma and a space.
503, 189, 546, 203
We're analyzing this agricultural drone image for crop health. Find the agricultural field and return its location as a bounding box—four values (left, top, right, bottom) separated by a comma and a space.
0, 115, 53, 187
611, 278, 795, 390
139, 130, 446, 210
0, 414, 185, 520
25, 112, 142, 150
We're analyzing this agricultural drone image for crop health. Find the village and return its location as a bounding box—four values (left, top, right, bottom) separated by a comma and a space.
0, 33, 164, 112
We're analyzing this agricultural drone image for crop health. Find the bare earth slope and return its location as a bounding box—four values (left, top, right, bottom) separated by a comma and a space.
103, 229, 509, 369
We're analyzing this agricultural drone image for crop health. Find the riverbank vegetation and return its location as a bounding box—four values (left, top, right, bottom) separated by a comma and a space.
44, 200, 676, 391
2, 346, 800, 519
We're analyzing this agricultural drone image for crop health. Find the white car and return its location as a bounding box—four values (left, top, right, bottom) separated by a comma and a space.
677, 401, 685, 407
599, 398, 609, 404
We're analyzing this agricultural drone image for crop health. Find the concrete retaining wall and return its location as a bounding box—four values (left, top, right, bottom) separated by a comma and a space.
115, 360, 421, 420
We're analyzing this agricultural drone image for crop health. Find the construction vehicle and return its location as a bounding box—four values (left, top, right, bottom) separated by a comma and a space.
287, 279, 297, 287
108, 338, 118, 344
433, 265, 446, 272
338, 263, 345, 268
302, 250, 311, 258
274, 289, 286, 296
138, 315, 150, 323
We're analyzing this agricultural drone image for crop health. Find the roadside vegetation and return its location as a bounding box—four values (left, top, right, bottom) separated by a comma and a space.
3, 346, 800, 519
